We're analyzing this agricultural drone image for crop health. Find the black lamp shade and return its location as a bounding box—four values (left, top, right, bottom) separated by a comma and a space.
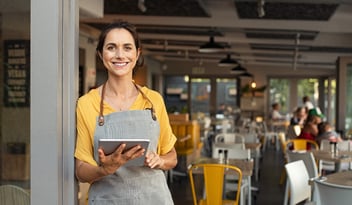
238, 71, 254, 78
230, 64, 247, 74
198, 36, 224, 53
218, 54, 238, 67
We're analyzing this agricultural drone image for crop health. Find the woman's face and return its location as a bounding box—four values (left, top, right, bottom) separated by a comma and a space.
101, 28, 140, 77
314, 116, 322, 124
298, 108, 306, 118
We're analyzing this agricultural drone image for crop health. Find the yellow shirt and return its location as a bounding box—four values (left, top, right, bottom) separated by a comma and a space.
74, 86, 176, 166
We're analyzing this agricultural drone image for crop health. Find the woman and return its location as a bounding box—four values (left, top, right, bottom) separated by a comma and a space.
290, 106, 307, 127
298, 113, 322, 141
74, 20, 177, 204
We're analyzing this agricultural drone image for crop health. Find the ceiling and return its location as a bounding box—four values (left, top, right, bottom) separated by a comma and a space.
79, 0, 352, 71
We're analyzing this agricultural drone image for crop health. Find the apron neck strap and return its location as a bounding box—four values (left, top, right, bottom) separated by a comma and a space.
98, 82, 107, 126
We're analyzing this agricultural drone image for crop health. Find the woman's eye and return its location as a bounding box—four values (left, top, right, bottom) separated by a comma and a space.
107, 46, 115, 51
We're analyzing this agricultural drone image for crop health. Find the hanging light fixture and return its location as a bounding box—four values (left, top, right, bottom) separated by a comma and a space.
230, 64, 247, 74
218, 54, 238, 67
198, 36, 224, 53
238, 71, 254, 78
250, 79, 257, 89
138, 0, 147, 13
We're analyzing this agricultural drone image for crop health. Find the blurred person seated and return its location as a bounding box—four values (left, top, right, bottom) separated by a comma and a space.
290, 106, 307, 127
270, 102, 285, 121
316, 121, 342, 145
298, 108, 324, 141
217, 103, 226, 115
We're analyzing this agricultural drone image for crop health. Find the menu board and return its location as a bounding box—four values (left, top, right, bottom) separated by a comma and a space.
3, 40, 30, 107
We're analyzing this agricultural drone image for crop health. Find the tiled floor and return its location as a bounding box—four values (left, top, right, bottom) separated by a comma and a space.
168, 145, 286, 205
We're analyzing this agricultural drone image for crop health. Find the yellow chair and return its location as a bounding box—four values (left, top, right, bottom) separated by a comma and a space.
284, 139, 319, 152
188, 163, 242, 205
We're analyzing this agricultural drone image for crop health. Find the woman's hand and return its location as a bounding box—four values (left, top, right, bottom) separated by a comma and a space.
98, 144, 146, 175
145, 151, 165, 169
144, 148, 177, 170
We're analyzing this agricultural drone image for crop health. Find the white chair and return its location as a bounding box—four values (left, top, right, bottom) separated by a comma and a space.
242, 132, 258, 143
212, 142, 245, 158
214, 133, 245, 144
337, 140, 351, 170
314, 178, 352, 205
286, 151, 319, 203
0, 185, 30, 205
262, 121, 280, 151
319, 139, 351, 173
318, 139, 335, 174
212, 145, 251, 205
284, 160, 314, 205
286, 151, 319, 179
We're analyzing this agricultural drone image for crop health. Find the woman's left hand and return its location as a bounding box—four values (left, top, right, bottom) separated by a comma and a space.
145, 151, 164, 169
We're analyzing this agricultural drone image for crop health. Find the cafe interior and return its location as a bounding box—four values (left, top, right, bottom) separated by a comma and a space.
1, 0, 352, 204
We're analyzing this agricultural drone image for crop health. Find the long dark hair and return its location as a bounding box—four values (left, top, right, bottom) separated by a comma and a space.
96, 20, 144, 75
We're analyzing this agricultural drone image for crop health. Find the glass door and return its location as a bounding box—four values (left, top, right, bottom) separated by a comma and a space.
190, 78, 211, 116
1, 0, 30, 191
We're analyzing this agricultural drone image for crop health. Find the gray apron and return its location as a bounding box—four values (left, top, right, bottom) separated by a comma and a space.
88, 83, 174, 205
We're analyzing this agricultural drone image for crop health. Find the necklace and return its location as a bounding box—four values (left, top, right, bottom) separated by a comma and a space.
102, 82, 137, 112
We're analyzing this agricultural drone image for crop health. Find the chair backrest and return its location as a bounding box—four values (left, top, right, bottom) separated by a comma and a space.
314, 179, 352, 205
319, 139, 330, 151
284, 160, 311, 205
0, 185, 30, 205
286, 151, 319, 179
337, 140, 350, 151
286, 125, 301, 139
212, 143, 248, 160
285, 139, 319, 152
242, 132, 258, 143
214, 133, 245, 144
188, 163, 242, 205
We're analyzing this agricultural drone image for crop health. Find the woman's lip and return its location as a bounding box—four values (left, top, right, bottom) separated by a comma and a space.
112, 62, 128, 66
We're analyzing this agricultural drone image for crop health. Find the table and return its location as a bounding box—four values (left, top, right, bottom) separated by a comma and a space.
191, 157, 254, 205
325, 171, 352, 187
311, 150, 352, 172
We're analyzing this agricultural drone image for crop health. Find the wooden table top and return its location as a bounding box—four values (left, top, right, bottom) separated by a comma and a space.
191, 157, 254, 176
245, 142, 262, 150
311, 150, 352, 163
325, 171, 352, 187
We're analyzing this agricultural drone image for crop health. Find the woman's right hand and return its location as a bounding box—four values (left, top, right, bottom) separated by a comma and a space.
98, 144, 146, 175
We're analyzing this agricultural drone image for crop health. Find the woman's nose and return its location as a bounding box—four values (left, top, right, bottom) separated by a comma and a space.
114, 48, 123, 58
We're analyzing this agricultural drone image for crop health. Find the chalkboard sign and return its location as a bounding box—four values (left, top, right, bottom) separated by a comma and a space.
3, 40, 30, 107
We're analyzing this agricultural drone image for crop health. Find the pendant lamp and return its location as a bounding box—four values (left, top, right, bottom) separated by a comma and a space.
198, 36, 224, 53
238, 71, 254, 78
218, 54, 238, 67
230, 64, 247, 74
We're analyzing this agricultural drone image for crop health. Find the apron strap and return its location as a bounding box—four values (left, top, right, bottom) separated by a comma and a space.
98, 83, 106, 126
98, 82, 157, 126
134, 84, 157, 121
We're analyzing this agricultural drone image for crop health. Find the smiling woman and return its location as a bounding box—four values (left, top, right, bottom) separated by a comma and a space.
75, 20, 178, 205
